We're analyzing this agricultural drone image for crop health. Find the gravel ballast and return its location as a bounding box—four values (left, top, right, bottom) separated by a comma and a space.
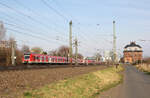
0, 65, 107, 98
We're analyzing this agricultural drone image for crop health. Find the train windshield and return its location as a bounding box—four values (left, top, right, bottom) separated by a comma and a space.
24, 55, 30, 60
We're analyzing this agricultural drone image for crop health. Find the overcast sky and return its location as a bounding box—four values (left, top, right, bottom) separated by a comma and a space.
0, 0, 150, 57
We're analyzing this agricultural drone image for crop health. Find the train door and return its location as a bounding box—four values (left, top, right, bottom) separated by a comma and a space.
40, 56, 42, 63
48, 57, 52, 63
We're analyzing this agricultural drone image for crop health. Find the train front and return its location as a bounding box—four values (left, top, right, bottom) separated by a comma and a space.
22, 53, 30, 64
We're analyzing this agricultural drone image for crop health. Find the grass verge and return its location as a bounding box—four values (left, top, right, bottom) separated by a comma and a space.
136, 64, 150, 73
23, 66, 124, 98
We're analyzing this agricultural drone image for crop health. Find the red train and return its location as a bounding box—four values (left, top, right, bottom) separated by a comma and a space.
22, 53, 100, 65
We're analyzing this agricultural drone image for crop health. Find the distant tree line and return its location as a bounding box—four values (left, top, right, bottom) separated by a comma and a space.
49, 46, 83, 59
0, 38, 84, 66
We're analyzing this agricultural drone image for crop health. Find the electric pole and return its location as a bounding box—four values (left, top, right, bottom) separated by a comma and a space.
113, 21, 117, 68
75, 38, 78, 65
11, 40, 16, 66
69, 20, 72, 65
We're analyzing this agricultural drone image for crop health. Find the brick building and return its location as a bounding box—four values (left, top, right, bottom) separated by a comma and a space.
123, 42, 143, 63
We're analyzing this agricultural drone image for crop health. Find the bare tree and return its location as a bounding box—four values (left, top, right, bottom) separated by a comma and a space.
48, 45, 84, 59
21, 45, 30, 53
0, 38, 17, 66
48, 46, 69, 57
94, 53, 102, 61
77, 53, 84, 59
48, 50, 57, 56
72, 53, 84, 59
57, 46, 69, 57
0, 41, 10, 66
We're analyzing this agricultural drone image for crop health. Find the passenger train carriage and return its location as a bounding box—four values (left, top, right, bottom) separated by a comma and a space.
22, 53, 100, 65
23, 53, 70, 64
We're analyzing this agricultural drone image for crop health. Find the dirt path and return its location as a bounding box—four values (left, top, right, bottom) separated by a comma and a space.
99, 65, 150, 98
0, 65, 107, 98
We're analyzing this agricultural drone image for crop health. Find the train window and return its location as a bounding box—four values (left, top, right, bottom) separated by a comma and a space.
35, 56, 38, 60
24, 55, 30, 60
59, 58, 62, 62
52, 58, 55, 62
49, 58, 51, 61
32, 56, 35, 60
40, 57, 42, 61
44, 57, 46, 60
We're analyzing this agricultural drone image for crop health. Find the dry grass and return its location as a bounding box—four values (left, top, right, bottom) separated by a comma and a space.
23, 65, 123, 98
136, 64, 150, 72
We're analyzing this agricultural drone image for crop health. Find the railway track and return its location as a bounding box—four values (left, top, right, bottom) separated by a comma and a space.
0, 64, 105, 71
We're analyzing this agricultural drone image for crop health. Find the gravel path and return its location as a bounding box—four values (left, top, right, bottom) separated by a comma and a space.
99, 65, 150, 98
0, 65, 107, 98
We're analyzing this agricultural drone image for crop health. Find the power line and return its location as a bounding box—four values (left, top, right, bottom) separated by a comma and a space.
40, 0, 102, 52
7, 28, 66, 45
50, 0, 78, 22
40, 0, 69, 22
0, 2, 72, 52
45, 0, 88, 42
4, 22, 68, 42
0, 1, 113, 57
41, 0, 109, 53
0, 12, 41, 31
0, 12, 68, 41
45, 1, 114, 56
38, 1, 92, 55
0, 1, 64, 34
12, 0, 67, 36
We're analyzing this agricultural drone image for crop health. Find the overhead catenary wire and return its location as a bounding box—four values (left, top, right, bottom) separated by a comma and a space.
42, 0, 114, 56
0, 1, 87, 56
39, 0, 110, 46
7, 28, 66, 45
0, 1, 70, 52
0, 1, 66, 36
39, 0, 94, 53
12, 0, 68, 37
44, 0, 89, 42
45, 2, 96, 44
4, 22, 68, 42
40, 0, 69, 22
0, 13, 68, 42
40, 0, 103, 51
0, 9, 69, 45
50, 0, 78, 22
0, 0, 113, 56
0, 12, 43, 31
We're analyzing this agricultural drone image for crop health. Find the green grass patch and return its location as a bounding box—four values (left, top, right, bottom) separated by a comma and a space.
144, 72, 150, 75
24, 92, 32, 98
24, 66, 124, 98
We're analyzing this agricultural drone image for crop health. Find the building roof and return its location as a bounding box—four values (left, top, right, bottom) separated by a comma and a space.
123, 50, 143, 52
85, 57, 96, 60
124, 42, 142, 48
